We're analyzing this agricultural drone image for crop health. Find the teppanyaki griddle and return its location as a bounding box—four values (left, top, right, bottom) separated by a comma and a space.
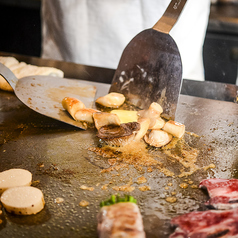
0, 79, 237, 238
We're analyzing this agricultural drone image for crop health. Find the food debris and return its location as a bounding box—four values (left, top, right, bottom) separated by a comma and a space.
166, 197, 177, 203
134, 164, 143, 172
31, 180, 40, 186
88, 147, 118, 158
157, 166, 174, 177
80, 185, 94, 191
108, 159, 117, 166
112, 185, 135, 192
179, 183, 189, 189
79, 200, 89, 207
171, 192, 176, 196
191, 185, 198, 189
147, 167, 153, 172
139, 186, 151, 191
203, 164, 216, 171
101, 184, 109, 190
185, 131, 200, 137
101, 164, 128, 173
136, 176, 147, 184
89, 124, 213, 187
37, 162, 44, 168
54, 197, 64, 204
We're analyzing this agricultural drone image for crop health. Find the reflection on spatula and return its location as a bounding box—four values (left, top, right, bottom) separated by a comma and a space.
0, 63, 96, 129
110, 0, 187, 120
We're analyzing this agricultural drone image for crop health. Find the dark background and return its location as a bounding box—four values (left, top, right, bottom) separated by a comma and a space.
0, 0, 237, 84
0, 0, 41, 57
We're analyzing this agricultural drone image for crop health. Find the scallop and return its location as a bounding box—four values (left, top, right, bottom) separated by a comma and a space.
144, 129, 172, 147
95, 93, 125, 108
0, 169, 32, 194
1, 186, 45, 215
74, 108, 99, 123
62, 97, 85, 120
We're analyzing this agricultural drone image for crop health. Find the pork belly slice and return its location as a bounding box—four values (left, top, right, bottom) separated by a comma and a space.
97, 202, 145, 238
199, 178, 238, 209
170, 208, 238, 238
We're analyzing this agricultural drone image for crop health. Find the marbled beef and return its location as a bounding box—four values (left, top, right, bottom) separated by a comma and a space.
199, 178, 238, 210
170, 208, 238, 238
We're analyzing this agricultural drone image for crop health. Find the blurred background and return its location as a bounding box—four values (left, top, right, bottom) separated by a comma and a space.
0, 0, 237, 85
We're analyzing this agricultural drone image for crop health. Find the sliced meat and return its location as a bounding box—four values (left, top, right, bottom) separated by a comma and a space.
199, 178, 238, 209
97, 202, 145, 238
170, 208, 238, 238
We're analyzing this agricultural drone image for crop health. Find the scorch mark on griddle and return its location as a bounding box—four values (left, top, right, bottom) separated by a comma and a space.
83, 156, 105, 170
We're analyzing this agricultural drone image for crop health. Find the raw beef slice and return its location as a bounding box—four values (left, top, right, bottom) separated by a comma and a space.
199, 178, 238, 210
170, 208, 238, 238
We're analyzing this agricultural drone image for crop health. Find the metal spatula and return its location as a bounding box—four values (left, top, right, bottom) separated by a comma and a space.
0, 63, 97, 129
109, 0, 187, 120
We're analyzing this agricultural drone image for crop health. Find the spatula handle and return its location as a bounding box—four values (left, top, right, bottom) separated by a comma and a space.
153, 0, 187, 34
0, 63, 18, 91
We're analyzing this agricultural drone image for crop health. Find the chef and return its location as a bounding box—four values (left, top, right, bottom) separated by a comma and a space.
41, 0, 210, 81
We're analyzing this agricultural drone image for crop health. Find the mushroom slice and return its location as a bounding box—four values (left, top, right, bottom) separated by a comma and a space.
62, 97, 85, 120
74, 108, 99, 123
93, 112, 121, 130
97, 122, 140, 146
163, 120, 185, 138
149, 117, 165, 130
144, 129, 172, 148
138, 102, 163, 127
95, 92, 125, 108
148, 102, 163, 115
134, 118, 150, 141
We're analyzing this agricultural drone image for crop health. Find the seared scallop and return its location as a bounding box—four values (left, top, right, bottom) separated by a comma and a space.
97, 122, 140, 146
144, 129, 172, 147
95, 92, 125, 108
62, 97, 85, 120
74, 108, 99, 123
93, 112, 121, 130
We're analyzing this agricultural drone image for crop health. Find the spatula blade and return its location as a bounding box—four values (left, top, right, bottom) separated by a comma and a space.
15, 75, 97, 129
109, 29, 182, 120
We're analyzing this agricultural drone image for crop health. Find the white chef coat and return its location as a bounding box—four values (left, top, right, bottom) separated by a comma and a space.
41, 0, 210, 81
